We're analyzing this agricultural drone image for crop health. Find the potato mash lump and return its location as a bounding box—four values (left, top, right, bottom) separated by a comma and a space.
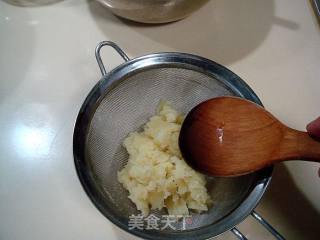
118, 101, 212, 216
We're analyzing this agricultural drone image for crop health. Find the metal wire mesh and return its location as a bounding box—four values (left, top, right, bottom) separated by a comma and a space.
85, 67, 257, 232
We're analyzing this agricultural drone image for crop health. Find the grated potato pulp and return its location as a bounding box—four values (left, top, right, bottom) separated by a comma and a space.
117, 101, 212, 216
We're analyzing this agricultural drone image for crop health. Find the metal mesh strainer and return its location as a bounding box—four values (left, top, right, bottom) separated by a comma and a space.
73, 41, 273, 240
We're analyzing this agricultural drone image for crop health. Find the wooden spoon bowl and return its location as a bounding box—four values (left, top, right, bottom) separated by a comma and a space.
179, 96, 320, 177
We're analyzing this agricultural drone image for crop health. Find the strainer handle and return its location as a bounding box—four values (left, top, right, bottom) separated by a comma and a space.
95, 41, 130, 76
230, 211, 285, 240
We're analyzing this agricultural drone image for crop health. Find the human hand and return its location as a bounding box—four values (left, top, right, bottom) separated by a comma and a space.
307, 117, 320, 138
306, 117, 320, 177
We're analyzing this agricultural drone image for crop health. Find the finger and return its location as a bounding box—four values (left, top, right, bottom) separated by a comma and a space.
306, 117, 320, 138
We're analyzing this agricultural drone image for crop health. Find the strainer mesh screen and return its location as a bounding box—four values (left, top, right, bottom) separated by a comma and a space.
86, 67, 255, 232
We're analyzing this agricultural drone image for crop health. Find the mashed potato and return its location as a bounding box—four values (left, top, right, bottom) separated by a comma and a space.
118, 101, 212, 216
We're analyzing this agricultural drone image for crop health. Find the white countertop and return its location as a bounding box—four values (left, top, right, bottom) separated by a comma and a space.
0, 0, 319, 239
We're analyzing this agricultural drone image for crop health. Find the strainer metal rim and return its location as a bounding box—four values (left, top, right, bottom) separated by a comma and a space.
73, 43, 273, 240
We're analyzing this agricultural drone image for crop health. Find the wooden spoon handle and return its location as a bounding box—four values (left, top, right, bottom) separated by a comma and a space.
276, 127, 320, 162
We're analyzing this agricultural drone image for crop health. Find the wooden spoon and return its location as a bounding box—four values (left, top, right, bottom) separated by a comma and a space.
179, 96, 320, 177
